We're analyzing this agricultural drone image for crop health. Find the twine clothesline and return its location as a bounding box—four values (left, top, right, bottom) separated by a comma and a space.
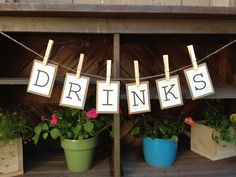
0, 31, 235, 81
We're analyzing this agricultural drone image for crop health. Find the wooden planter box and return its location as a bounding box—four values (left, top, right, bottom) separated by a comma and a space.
0, 138, 23, 177
191, 122, 236, 161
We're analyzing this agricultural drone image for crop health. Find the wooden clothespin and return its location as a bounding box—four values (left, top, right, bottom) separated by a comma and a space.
187, 45, 198, 70
163, 55, 170, 80
106, 60, 112, 86
42, 39, 54, 66
134, 60, 140, 87
76, 53, 84, 79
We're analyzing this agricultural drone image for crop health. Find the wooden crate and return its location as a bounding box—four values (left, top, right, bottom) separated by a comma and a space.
154, 0, 181, 6
191, 122, 236, 161
0, 138, 23, 177
210, 0, 230, 7
182, 0, 210, 6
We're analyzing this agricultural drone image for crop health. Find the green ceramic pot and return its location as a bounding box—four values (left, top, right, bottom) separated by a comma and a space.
61, 136, 98, 173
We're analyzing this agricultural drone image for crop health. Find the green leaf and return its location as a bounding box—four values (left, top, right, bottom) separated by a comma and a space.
79, 134, 84, 140
33, 135, 39, 145
84, 121, 94, 133
132, 127, 140, 136
42, 124, 49, 131
171, 135, 178, 142
70, 108, 80, 116
43, 132, 48, 140
50, 128, 60, 140
73, 125, 82, 136
34, 124, 42, 135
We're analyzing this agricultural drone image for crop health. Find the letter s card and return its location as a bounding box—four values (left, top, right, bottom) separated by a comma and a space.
184, 63, 214, 100
27, 60, 58, 97
60, 73, 90, 109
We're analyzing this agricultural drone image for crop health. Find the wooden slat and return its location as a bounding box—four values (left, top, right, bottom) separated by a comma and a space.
113, 34, 121, 177
0, 4, 236, 18
1, 17, 236, 34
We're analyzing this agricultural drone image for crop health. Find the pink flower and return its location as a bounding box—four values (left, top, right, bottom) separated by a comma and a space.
86, 108, 98, 119
184, 117, 195, 126
50, 114, 57, 125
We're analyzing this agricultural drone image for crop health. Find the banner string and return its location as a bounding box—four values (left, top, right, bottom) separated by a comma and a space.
1, 31, 235, 81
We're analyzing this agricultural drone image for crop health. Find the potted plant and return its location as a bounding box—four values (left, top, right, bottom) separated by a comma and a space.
0, 108, 32, 176
33, 103, 112, 173
132, 111, 190, 168
190, 103, 236, 160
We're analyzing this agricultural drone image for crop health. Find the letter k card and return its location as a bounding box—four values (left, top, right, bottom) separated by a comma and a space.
96, 81, 120, 114
27, 60, 58, 97
156, 75, 183, 109
60, 73, 90, 109
184, 63, 214, 100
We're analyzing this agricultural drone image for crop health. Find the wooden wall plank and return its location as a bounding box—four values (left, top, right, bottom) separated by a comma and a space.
155, 0, 181, 6
182, 0, 210, 6
210, 0, 230, 7
113, 34, 121, 177
1, 17, 236, 34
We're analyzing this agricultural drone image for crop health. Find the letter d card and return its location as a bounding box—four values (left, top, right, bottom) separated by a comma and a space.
184, 63, 214, 100
27, 60, 58, 97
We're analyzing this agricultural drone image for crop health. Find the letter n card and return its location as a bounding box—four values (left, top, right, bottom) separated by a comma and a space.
184, 63, 214, 100
27, 60, 58, 97
60, 73, 90, 109
126, 81, 151, 114
156, 75, 183, 109
96, 81, 120, 114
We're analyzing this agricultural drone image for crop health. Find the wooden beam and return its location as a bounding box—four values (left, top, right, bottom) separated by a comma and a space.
1, 17, 236, 34
0, 3, 236, 19
113, 34, 121, 177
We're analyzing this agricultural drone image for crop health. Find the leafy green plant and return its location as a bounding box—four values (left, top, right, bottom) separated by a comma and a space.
0, 108, 33, 144
204, 104, 236, 144
33, 106, 113, 145
132, 111, 190, 141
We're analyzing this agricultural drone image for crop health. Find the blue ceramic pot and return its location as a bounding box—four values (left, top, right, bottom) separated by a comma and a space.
143, 137, 177, 168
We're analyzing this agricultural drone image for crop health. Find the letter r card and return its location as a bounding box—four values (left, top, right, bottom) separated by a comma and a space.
60, 73, 90, 109
27, 60, 58, 97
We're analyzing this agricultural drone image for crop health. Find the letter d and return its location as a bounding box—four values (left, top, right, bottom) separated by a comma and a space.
33, 69, 49, 87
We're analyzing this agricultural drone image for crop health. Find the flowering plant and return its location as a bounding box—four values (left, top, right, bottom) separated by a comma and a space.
203, 103, 236, 144
0, 108, 33, 144
132, 111, 191, 141
33, 106, 112, 144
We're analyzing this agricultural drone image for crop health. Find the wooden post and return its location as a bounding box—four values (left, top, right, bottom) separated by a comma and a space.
113, 33, 121, 177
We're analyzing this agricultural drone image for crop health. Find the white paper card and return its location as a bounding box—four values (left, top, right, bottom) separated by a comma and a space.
27, 60, 58, 97
60, 73, 90, 109
96, 81, 120, 114
126, 81, 151, 114
184, 63, 214, 100
156, 75, 183, 109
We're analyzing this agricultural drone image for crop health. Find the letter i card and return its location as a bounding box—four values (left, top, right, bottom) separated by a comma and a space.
27, 60, 58, 97
184, 63, 214, 100
96, 81, 120, 114
60, 73, 90, 109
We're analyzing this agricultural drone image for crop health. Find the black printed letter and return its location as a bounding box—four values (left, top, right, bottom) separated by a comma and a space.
66, 82, 81, 101
162, 84, 178, 101
34, 69, 49, 87
131, 90, 146, 106
193, 73, 206, 91
102, 89, 113, 106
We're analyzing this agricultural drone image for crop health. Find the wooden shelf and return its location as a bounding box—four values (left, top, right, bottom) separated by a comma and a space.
19, 147, 236, 177
0, 78, 96, 85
